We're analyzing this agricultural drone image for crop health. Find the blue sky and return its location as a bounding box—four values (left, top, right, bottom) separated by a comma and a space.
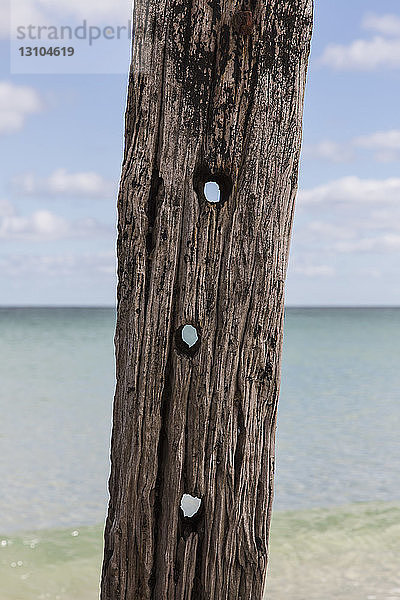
0, 0, 400, 306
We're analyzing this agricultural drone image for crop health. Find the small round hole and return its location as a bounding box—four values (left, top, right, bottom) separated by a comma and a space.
181, 325, 198, 348
175, 324, 201, 356
193, 167, 232, 208
180, 494, 202, 518
204, 181, 220, 204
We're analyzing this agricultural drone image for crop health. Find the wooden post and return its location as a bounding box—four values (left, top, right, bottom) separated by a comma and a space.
101, 1, 313, 598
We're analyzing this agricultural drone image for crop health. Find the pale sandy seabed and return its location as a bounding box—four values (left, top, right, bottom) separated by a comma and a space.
1, 502, 399, 600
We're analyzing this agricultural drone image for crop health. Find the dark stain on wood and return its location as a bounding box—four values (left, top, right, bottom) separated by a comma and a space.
232, 10, 253, 36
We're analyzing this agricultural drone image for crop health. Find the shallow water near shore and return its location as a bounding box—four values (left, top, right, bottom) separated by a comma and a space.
1, 502, 399, 600
0, 307, 399, 598
267, 502, 400, 600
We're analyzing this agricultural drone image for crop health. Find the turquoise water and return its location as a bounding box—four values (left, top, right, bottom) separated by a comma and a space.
277, 308, 400, 510
0, 307, 399, 598
0, 308, 115, 533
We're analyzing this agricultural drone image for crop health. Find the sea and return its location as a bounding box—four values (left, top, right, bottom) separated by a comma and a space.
0, 307, 399, 599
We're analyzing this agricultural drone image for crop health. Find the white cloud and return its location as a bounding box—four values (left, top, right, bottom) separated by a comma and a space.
362, 13, 400, 37
291, 263, 335, 277
319, 12, 400, 71
335, 234, 400, 253
307, 221, 356, 240
303, 140, 354, 163
293, 176, 400, 260
0, 199, 111, 240
1, 209, 69, 239
13, 169, 116, 198
319, 36, 400, 71
299, 176, 400, 205
305, 130, 400, 164
353, 130, 400, 162
354, 129, 400, 150
0, 81, 43, 134
0, 199, 15, 217
373, 150, 400, 163
0, 251, 116, 277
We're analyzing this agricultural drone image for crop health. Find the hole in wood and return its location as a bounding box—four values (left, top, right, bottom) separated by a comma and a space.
175, 324, 201, 356
181, 325, 198, 347
193, 167, 232, 208
204, 181, 220, 204
180, 494, 201, 518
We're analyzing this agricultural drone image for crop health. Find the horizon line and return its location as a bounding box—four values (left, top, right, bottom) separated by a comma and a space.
1, 304, 400, 309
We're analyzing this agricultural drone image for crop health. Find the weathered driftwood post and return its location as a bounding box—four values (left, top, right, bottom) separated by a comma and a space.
101, 1, 312, 598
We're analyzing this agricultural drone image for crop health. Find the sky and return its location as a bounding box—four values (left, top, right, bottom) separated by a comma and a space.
0, 0, 400, 306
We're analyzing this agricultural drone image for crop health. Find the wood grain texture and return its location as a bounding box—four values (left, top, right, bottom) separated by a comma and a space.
101, 1, 313, 598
